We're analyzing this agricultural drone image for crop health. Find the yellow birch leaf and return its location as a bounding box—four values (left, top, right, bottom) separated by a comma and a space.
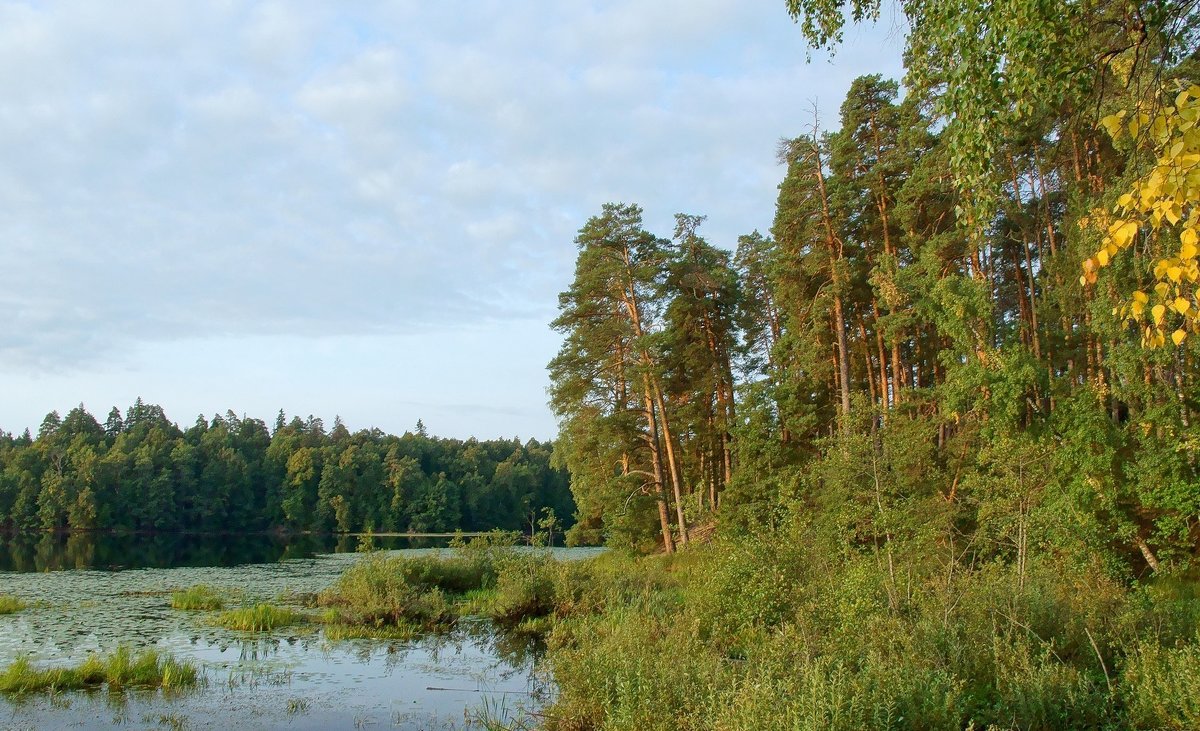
1133, 290, 1149, 303
1100, 113, 1124, 139
1173, 329, 1187, 346
1168, 266, 1184, 282
1183, 241, 1198, 260
1097, 249, 1110, 266
1174, 297, 1191, 314
1112, 220, 1138, 247
1131, 300, 1146, 318
1153, 304, 1167, 324
1155, 281, 1171, 298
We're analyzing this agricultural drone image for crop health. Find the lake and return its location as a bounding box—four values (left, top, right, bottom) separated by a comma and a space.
0, 533, 600, 730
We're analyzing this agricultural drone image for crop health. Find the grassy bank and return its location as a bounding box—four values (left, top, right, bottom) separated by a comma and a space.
286, 525, 1200, 728
0, 646, 199, 694
534, 534, 1200, 731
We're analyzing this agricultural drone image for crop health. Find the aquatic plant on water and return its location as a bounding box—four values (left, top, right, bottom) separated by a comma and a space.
212, 603, 305, 632
0, 646, 199, 694
169, 584, 225, 611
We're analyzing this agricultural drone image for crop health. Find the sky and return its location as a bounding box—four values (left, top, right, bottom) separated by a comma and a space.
0, 0, 905, 441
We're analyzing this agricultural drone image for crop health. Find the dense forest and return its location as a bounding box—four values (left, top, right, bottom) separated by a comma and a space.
0, 400, 574, 536
536, 2, 1200, 727
551, 4, 1200, 570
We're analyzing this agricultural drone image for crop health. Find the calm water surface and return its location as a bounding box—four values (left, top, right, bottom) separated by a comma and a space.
0, 533, 599, 730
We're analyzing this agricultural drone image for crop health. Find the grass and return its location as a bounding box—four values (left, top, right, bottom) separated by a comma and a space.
321, 622, 422, 641
212, 603, 304, 632
315, 532, 600, 639
0, 594, 27, 614
0, 646, 199, 694
529, 531, 1200, 731
169, 585, 224, 611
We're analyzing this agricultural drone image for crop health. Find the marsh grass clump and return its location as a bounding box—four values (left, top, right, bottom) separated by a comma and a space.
320, 621, 422, 641
0, 594, 27, 614
213, 603, 304, 632
169, 585, 224, 611
0, 646, 199, 695
317, 533, 573, 638
318, 555, 456, 630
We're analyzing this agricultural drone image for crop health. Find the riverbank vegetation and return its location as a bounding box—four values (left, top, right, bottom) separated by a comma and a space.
310, 539, 1199, 728
0, 404, 574, 537
0, 646, 199, 695
538, 0, 1200, 728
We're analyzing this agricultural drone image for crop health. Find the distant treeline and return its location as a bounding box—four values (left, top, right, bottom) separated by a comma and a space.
0, 399, 575, 535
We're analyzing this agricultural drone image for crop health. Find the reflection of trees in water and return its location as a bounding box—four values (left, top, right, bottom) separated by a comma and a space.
0, 532, 456, 572
65, 532, 95, 569
459, 619, 545, 671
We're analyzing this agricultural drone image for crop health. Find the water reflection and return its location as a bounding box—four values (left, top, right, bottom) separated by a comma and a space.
0, 532, 450, 572
0, 537, 601, 728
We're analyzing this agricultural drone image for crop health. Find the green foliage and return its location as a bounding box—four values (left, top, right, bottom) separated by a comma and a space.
486, 553, 557, 627
0, 402, 575, 536
540, 537, 1200, 731
0, 646, 199, 694
1122, 638, 1200, 729
0, 594, 27, 614
318, 552, 472, 630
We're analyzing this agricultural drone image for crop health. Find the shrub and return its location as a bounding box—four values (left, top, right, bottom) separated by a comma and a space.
318, 553, 456, 629
1122, 639, 1200, 729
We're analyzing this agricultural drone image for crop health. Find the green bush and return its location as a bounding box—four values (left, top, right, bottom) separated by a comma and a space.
319, 552, 460, 629
1122, 639, 1200, 729
487, 553, 557, 626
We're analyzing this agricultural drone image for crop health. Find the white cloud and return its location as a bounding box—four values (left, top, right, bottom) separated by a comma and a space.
0, 0, 904, 436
